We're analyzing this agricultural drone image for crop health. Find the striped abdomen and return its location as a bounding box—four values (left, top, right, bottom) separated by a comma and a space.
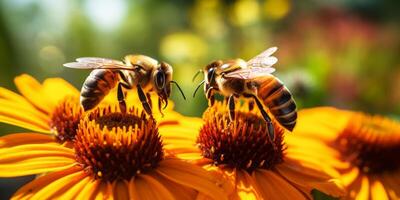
80, 69, 119, 111
257, 76, 297, 131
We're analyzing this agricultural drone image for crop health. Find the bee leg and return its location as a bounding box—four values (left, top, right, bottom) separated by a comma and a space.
224, 97, 230, 104
248, 100, 255, 111
146, 93, 152, 108
209, 94, 215, 106
206, 87, 215, 106
137, 84, 153, 117
252, 95, 275, 143
117, 83, 127, 113
228, 95, 236, 122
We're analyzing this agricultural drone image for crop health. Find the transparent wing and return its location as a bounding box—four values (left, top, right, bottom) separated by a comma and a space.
224, 67, 276, 79
63, 57, 135, 70
76, 57, 124, 65
247, 47, 278, 68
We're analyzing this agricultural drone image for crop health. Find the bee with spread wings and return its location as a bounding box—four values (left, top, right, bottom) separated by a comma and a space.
193, 47, 297, 142
63, 55, 186, 116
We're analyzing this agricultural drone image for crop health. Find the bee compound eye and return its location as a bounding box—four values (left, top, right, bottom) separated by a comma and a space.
156, 71, 165, 89
207, 68, 215, 82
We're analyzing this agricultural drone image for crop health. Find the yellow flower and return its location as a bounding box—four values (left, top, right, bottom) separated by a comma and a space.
160, 102, 345, 199
0, 74, 227, 199
0, 105, 228, 200
0, 74, 175, 142
0, 74, 80, 135
290, 107, 400, 200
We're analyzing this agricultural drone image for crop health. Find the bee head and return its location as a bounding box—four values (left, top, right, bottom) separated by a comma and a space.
153, 62, 172, 100
204, 60, 223, 92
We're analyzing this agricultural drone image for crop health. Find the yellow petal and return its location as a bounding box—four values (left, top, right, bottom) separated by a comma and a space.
172, 152, 204, 162
159, 126, 199, 140
253, 169, 306, 200
128, 178, 140, 200
94, 182, 114, 200
148, 172, 198, 200
11, 165, 82, 200
0, 141, 75, 177
0, 98, 49, 122
355, 176, 370, 200
284, 153, 340, 179
370, 179, 388, 200
285, 135, 341, 157
0, 143, 75, 163
0, 158, 75, 177
285, 145, 350, 170
294, 107, 351, 142
341, 167, 360, 186
135, 174, 175, 200
0, 133, 55, 148
234, 170, 261, 200
112, 180, 130, 200
381, 174, 400, 200
75, 179, 101, 200
0, 116, 51, 133
41, 77, 79, 105
156, 157, 228, 200
30, 170, 86, 200
59, 176, 93, 200
14, 74, 55, 113
163, 144, 200, 155
0, 87, 34, 107
276, 162, 345, 197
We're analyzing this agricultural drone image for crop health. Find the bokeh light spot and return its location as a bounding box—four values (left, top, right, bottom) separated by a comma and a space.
160, 32, 207, 64
263, 0, 291, 20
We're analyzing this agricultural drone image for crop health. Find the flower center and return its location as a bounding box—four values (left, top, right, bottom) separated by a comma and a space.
74, 106, 163, 181
50, 97, 83, 142
197, 102, 285, 173
334, 113, 400, 174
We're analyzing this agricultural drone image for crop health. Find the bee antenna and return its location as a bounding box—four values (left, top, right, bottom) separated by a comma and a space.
192, 69, 203, 82
171, 81, 186, 100
193, 80, 205, 98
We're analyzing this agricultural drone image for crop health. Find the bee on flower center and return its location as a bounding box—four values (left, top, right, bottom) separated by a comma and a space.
64, 55, 186, 117
194, 47, 297, 142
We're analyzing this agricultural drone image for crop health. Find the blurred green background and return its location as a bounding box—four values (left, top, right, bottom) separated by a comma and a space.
0, 0, 399, 198
0, 0, 399, 118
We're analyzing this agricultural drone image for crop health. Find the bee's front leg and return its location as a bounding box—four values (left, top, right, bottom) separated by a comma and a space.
146, 93, 152, 108
248, 100, 255, 111
228, 95, 235, 122
137, 84, 153, 117
206, 86, 215, 106
117, 83, 127, 113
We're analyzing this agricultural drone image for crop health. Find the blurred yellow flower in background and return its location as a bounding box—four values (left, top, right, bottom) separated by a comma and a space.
160, 101, 345, 199
160, 32, 207, 64
263, 0, 291, 20
229, 0, 260, 26
290, 107, 400, 200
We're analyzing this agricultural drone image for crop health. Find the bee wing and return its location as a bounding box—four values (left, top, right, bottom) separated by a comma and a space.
224, 67, 275, 79
247, 47, 278, 68
76, 57, 124, 65
63, 57, 136, 70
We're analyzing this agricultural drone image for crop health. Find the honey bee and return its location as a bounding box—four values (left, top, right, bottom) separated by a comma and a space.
193, 47, 297, 142
63, 55, 186, 116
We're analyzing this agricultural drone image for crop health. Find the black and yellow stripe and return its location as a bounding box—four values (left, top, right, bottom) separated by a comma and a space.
258, 76, 297, 131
